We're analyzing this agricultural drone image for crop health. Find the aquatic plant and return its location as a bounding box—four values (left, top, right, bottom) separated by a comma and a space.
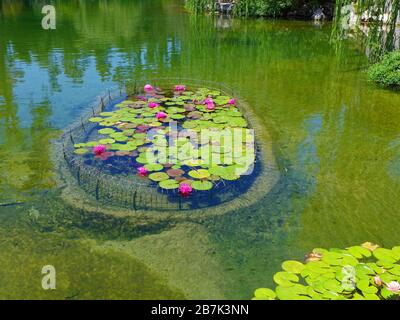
144, 84, 154, 92
228, 98, 236, 105
149, 102, 160, 108
185, 0, 296, 17
387, 281, 400, 293
156, 111, 168, 119
179, 183, 193, 196
93, 145, 106, 156
253, 243, 400, 300
137, 166, 148, 176
73, 84, 256, 197
368, 51, 400, 88
175, 85, 186, 92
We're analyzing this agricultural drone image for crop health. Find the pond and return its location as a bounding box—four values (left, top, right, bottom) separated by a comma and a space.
1, 0, 400, 299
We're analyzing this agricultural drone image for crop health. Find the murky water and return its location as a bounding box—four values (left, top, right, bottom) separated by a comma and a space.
1, 0, 400, 299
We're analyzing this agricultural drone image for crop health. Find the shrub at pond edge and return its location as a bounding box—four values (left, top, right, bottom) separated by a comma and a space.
368, 51, 400, 88
253, 242, 400, 300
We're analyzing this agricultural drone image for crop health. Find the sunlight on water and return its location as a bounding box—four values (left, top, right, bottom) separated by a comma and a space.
1, 0, 400, 299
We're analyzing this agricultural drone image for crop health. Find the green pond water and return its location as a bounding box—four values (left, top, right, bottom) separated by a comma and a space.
1, 0, 400, 299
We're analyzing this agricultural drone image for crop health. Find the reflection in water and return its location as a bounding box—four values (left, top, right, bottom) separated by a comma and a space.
1, 0, 400, 299
332, 1, 400, 62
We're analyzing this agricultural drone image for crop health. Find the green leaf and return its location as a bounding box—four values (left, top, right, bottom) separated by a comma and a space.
282, 261, 305, 274
98, 128, 116, 135
373, 248, 398, 263
89, 117, 103, 123
158, 179, 179, 190
188, 169, 210, 179
323, 279, 344, 293
148, 172, 169, 182
191, 180, 213, 191
347, 246, 372, 258
253, 288, 276, 300
144, 164, 164, 172
275, 285, 310, 300
273, 272, 299, 287
99, 138, 115, 145
74, 148, 88, 155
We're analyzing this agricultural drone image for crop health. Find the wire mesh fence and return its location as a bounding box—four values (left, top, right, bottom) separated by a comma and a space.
58, 78, 262, 212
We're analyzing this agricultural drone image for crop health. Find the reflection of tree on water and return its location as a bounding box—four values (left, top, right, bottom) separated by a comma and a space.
332, 0, 400, 62
0, 0, 184, 85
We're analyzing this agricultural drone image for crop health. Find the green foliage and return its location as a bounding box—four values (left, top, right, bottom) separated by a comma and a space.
234, 0, 294, 17
186, 0, 333, 17
73, 85, 256, 194
368, 51, 400, 88
253, 243, 400, 300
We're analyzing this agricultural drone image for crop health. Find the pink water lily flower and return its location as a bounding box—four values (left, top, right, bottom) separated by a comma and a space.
386, 281, 400, 293
148, 102, 160, 108
204, 97, 213, 104
175, 85, 186, 92
156, 111, 168, 119
179, 183, 193, 197
144, 84, 153, 92
374, 276, 382, 287
93, 145, 106, 156
137, 166, 148, 176
206, 102, 215, 110
228, 98, 236, 105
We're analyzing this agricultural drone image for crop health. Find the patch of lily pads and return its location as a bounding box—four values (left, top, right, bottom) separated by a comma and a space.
253, 242, 400, 300
73, 84, 256, 196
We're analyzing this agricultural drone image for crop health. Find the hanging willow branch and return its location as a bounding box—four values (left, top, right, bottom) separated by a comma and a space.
332, 0, 399, 62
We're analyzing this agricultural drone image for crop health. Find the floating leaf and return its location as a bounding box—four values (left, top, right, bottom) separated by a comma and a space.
89, 117, 103, 123
148, 172, 169, 182
98, 128, 116, 135
167, 169, 185, 177
273, 272, 299, 287
282, 261, 305, 274
373, 248, 398, 263
253, 288, 276, 300
74, 148, 88, 155
347, 246, 372, 259
159, 179, 179, 190
188, 169, 210, 179
191, 180, 213, 191
144, 163, 163, 172
99, 138, 115, 145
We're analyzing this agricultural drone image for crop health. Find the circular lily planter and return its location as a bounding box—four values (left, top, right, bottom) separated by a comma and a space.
53, 79, 279, 222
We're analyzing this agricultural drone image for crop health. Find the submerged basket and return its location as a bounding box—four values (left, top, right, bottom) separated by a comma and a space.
53, 78, 279, 219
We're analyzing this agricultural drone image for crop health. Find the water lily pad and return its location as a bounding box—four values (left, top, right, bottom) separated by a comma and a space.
373, 248, 398, 263
99, 138, 115, 145
170, 114, 185, 120
282, 261, 306, 274
148, 172, 169, 182
159, 179, 179, 190
89, 117, 103, 123
74, 148, 88, 155
188, 169, 210, 179
85, 141, 99, 147
98, 128, 116, 135
347, 246, 372, 258
273, 272, 299, 287
167, 169, 185, 177
191, 180, 213, 191
253, 288, 276, 300
144, 163, 164, 172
